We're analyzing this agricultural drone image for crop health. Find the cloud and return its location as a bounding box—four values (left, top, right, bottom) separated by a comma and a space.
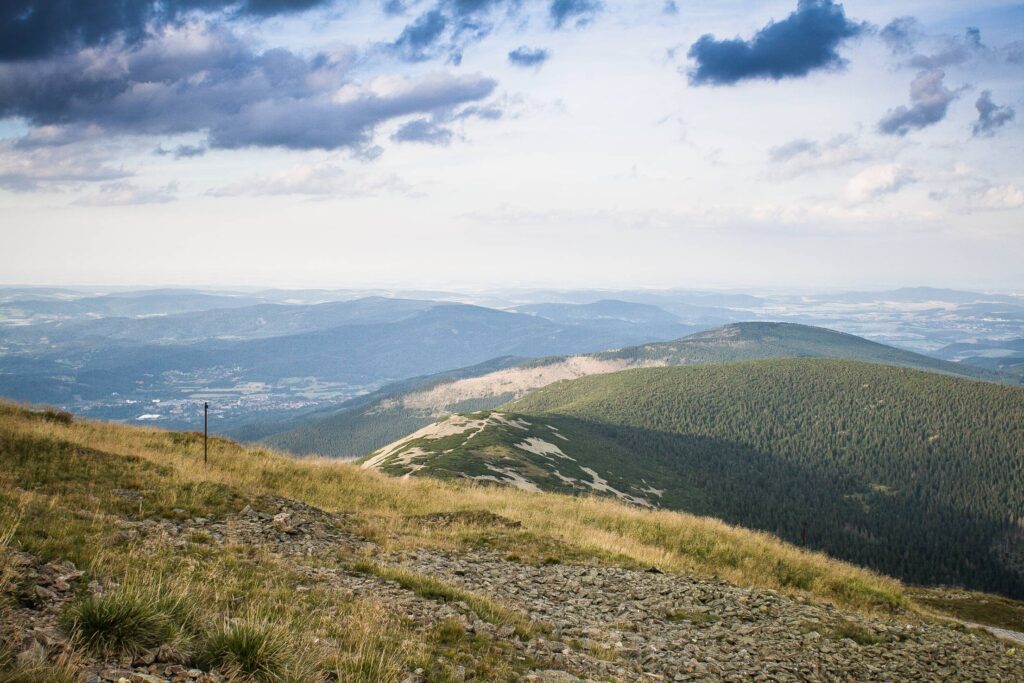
208, 161, 414, 197
973, 184, 1024, 210
686, 0, 866, 86
549, 0, 602, 29
662, 1, 679, 16
845, 164, 915, 203
972, 91, 1014, 137
768, 134, 869, 175
155, 144, 207, 159
768, 138, 819, 163
390, 9, 449, 61
0, 0, 335, 62
72, 181, 178, 206
905, 28, 984, 69
879, 17, 920, 55
391, 118, 453, 144
507, 46, 549, 67
1004, 41, 1024, 64
877, 69, 958, 136
0, 22, 499, 153
386, 0, 521, 64
0, 138, 130, 190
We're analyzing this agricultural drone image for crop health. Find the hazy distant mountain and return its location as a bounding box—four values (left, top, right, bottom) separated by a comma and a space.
822, 287, 1022, 305
0, 290, 263, 323
512, 299, 685, 325
0, 301, 708, 413
0, 297, 439, 350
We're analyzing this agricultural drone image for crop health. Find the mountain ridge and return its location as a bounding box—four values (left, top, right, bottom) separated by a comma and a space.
362, 358, 1024, 598
262, 321, 1008, 458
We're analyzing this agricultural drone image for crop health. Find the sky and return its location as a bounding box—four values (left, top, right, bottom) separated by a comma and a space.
0, 0, 1022, 291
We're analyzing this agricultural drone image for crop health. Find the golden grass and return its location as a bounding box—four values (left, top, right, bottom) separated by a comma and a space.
0, 401, 905, 614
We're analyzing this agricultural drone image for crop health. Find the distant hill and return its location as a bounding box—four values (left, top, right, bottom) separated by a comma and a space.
0, 290, 264, 323
0, 300, 707, 409
261, 322, 1005, 457
363, 359, 1024, 598
821, 287, 1022, 305
0, 296, 439, 350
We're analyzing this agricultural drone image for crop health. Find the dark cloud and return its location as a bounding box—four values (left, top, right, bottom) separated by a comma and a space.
663, 1, 679, 16
877, 69, 958, 136
686, 0, 866, 86
0, 0, 335, 62
880, 17, 919, 54
549, 0, 602, 29
0, 23, 498, 152
965, 27, 982, 50
208, 73, 498, 150
382, 0, 407, 15
386, 1, 525, 64
508, 46, 549, 67
390, 9, 449, 61
391, 118, 453, 144
973, 91, 1015, 137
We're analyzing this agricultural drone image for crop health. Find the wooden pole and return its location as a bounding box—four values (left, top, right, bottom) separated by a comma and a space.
204, 401, 208, 464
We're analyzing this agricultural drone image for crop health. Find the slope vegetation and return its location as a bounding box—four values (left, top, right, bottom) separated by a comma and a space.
363, 359, 1024, 598
266, 322, 1003, 457
16, 402, 1024, 679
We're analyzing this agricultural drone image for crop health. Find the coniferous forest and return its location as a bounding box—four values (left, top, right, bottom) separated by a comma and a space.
508, 359, 1024, 597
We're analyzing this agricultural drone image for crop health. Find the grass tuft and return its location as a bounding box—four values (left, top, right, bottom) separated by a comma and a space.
327, 602, 407, 683
197, 615, 302, 683
0, 650, 79, 683
829, 619, 888, 646
59, 577, 198, 657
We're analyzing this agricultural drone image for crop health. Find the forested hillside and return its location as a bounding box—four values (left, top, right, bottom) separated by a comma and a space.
263, 322, 1006, 458
365, 359, 1024, 598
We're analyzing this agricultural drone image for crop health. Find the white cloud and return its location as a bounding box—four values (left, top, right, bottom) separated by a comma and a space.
72, 181, 178, 206
845, 164, 916, 204
207, 162, 415, 198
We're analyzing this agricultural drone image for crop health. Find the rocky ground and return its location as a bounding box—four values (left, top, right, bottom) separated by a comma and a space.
3, 493, 1023, 682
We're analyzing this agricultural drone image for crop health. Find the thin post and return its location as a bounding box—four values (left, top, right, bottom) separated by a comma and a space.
204, 401, 208, 464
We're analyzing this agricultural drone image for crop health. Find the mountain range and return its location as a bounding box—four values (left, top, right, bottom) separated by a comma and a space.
259, 321, 1005, 457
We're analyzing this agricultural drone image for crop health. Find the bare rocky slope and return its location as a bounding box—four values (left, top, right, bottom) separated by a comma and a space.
5, 494, 1023, 682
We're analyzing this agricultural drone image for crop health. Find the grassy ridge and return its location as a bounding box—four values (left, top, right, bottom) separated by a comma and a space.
0, 400, 906, 619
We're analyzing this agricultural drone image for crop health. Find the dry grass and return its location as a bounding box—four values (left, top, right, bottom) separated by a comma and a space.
0, 400, 906, 613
